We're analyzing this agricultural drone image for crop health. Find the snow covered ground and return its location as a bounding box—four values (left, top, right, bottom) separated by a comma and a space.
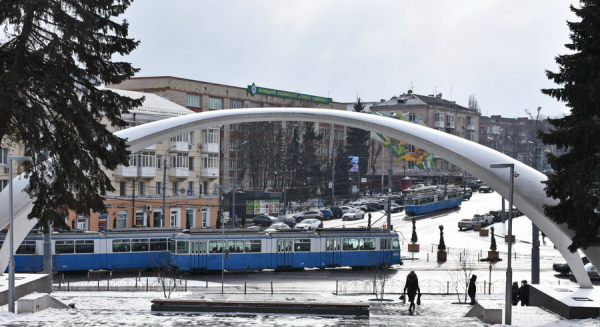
0, 191, 598, 326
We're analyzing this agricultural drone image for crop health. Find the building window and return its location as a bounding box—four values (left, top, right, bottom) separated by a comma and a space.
201, 208, 209, 228
202, 129, 219, 144
408, 113, 416, 122
118, 211, 128, 228
0, 148, 8, 165
230, 123, 236, 131
467, 131, 475, 141
186, 94, 201, 107
203, 181, 208, 195
435, 113, 444, 122
319, 127, 330, 139
230, 100, 243, 109
229, 158, 235, 171
173, 181, 180, 196
156, 155, 163, 169
170, 134, 189, 143
119, 181, 127, 196
249, 102, 262, 108
230, 139, 236, 151
0, 180, 7, 192
209, 97, 223, 110
170, 209, 180, 227
188, 181, 194, 195
408, 161, 415, 169
202, 154, 219, 168
446, 115, 455, 125
186, 208, 195, 228
189, 157, 194, 171
138, 182, 145, 196
170, 153, 189, 168
77, 216, 88, 230
407, 145, 415, 153
156, 182, 162, 195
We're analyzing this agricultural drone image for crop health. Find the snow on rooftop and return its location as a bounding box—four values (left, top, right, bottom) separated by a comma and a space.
104, 88, 194, 117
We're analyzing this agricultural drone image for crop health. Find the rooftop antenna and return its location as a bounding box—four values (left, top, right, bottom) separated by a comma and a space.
410, 81, 414, 91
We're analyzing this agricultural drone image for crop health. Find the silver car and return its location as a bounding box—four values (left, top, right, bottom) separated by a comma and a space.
296, 219, 322, 230
342, 209, 365, 221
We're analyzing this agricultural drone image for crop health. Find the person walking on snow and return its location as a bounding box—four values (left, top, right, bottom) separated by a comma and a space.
468, 275, 477, 305
511, 281, 520, 306
519, 280, 530, 306
403, 270, 421, 312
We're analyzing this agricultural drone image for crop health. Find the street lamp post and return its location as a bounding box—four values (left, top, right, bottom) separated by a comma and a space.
525, 107, 542, 285
490, 163, 515, 325
8, 156, 33, 313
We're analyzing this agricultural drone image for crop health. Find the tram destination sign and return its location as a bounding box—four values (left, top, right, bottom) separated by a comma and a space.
247, 83, 330, 104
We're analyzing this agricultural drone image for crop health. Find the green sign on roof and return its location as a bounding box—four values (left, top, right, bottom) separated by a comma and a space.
247, 83, 330, 104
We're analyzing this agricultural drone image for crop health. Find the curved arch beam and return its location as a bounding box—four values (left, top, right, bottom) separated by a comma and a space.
0, 108, 593, 287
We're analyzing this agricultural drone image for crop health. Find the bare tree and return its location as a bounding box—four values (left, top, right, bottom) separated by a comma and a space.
150, 253, 183, 298
446, 250, 477, 303
369, 139, 383, 177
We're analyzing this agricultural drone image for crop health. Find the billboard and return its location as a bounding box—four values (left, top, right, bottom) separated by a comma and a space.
349, 156, 359, 172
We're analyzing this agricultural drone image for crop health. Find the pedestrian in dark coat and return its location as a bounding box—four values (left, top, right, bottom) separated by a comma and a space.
403, 270, 421, 312
468, 275, 477, 304
519, 280, 530, 306
511, 281, 520, 306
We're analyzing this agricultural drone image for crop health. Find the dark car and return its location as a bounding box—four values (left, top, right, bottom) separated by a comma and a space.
329, 207, 343, 219
553, 256, 590, 275
461, 188, 472, 201
367, 202, 384, 211
274, 216, 296, 228
466, 181, 483, 191
489, 208, 523, 222
252, 215, 277, 227
478, 184, 494, 193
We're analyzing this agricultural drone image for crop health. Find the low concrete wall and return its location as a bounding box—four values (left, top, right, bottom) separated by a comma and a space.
465, 303, 502, 324
17, 293, 69, 313
531, 285, 600, 319
151, 299, 369, 317
0, 274, 51, 307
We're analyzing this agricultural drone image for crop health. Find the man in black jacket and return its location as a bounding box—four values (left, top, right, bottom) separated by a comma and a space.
468, 275, 477, 305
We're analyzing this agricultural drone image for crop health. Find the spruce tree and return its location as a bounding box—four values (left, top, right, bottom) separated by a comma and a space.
490, 227, 497, 252
540, 1, 600, 251
0, 1, 141, 228
411, 219, 418, 244
345, 98, 370, 192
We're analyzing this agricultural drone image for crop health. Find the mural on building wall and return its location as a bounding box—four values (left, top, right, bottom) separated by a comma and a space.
372, 111, 436, 170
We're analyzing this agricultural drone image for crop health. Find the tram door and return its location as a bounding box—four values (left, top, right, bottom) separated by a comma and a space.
380, 238, 392, 265
190, 240, 207, 270
325, 238, 342, 267
276, 239, 293, 268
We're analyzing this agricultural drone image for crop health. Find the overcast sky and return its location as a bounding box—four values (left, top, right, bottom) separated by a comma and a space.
118, 1, 579, 119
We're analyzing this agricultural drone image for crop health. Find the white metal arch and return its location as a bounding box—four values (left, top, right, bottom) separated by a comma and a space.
0, 108, 595, 287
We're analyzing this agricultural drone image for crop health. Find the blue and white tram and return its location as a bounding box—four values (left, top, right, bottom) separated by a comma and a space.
1, 228, 181, 272
169, 228, 401, 272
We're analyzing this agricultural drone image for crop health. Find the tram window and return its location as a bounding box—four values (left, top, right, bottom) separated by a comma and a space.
199, 241, 206, 253
228, 240, 244, 253
176, 241, 189, 254
209, 240, 224, 253
132, 239, 149, 252
294, 239, 311, 252
245, 240, 261, 252
150, 238, 168, 251
75, 240, 94, 253
405, 199, 415, 206
326, 239, 334, 251
168, 240, 176, 253
16, 241, 36, 255
113, 239, 131, 253
343, 238, 358, 251
361, 238, 375, 250
55, 240, 74, 254
380, 238, 390, 250
392, 239, 400, 250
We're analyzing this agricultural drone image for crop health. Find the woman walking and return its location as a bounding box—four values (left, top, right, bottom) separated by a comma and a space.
403, 270, 421, 313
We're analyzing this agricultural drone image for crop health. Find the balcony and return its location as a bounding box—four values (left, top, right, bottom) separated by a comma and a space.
445, 122, 455, 129
169, 166, 189, 178
466, 124, 475, 131
200, 143, 219, 153
434, 121, 444, 128
115, 165, 156, 178
200, 167, 219, 178
172, 141, 190, 152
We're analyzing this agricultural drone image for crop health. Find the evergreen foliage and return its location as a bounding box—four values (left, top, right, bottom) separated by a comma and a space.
344, 98, 370, 181
411, 219, 418, 244
540, 1, 600, 251
438, 225, 446, 252
0, 1, 141, 229
490, 227, 497, 252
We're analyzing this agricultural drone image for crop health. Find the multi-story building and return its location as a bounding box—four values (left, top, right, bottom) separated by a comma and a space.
107, 77, 347, 196
365, 91, 481, 185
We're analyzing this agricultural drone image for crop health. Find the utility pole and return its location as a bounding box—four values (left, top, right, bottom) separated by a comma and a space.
162, 157, 167, 228
331, 148, 335, 206
387, 140, 393, 230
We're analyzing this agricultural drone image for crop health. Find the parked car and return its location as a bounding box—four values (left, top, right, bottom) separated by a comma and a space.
458, 218, 476, 230
252, 215, 277, 227
367, 202, 383, 211
302, 210, 324, 220
489, 209, 524, 222
585, 263, 599, 279
274, 216, 296, 228
356, 204, 369, 212
296, 218, 322, 230
329, 207, 343, 219
319, 209, 333, 220
467, 180, 484, 191
383, 203, 403, 213
473, 213, 494, 226
461, 187, 472, 201
478, 184, 494, 193
340, 206, 354, 214
265, 222, 291, 232
342, 209, 365, 221
553, 256, 590, 275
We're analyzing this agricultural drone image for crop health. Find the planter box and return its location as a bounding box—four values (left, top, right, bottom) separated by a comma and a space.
473, 224, 481, 231
408, 243, 420, 252
504, 235, 515, 242
437, 251, 447, 262
479, 229, 489, 236
488, 251, 499, 260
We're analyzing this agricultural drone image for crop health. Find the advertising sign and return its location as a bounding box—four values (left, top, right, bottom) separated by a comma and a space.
349, 156, 359, 172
